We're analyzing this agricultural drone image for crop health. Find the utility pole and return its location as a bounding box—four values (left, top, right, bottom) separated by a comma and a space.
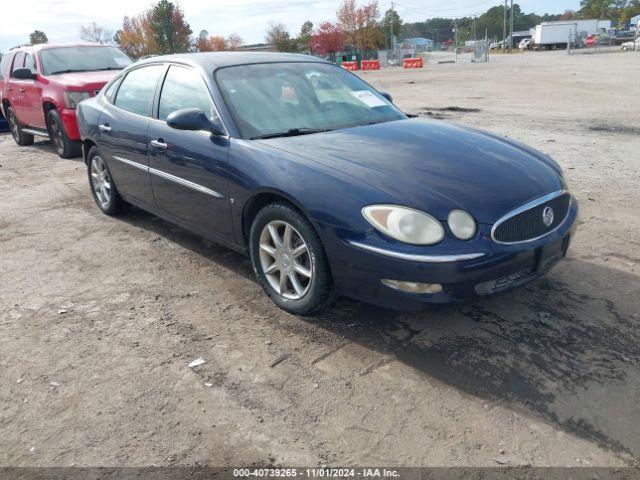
503, 0, 507, 51
509, 0, 514, 53
486, 28, 489, 62
473, 16, 476, 42
390, 1, 394, 50
454, 20, 458, 63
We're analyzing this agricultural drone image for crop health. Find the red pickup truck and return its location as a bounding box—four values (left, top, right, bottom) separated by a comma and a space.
0, 43, 131, 158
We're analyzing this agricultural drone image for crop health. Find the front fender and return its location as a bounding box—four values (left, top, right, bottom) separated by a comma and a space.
227, 138, 396, 248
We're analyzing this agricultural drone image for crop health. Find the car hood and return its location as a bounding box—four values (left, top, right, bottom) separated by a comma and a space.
260, 118, 564, 224
47, 70, 121, 90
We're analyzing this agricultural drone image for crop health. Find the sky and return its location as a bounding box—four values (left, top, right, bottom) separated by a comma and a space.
0, 0, 580, 53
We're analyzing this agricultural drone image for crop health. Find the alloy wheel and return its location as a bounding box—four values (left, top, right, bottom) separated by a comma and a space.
90, 155, 112, 207
258, 220, 313, 300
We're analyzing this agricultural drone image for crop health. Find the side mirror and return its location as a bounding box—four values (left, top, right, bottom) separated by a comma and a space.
13, 68, 37, 80
381, 92, 393, 104
166, 108, 225, 136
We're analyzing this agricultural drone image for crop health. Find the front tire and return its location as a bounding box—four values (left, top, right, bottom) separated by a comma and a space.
47, 110, 81, 158
249, 203, 336, 315
87, 146, 123, 215
6, 106, 34, 146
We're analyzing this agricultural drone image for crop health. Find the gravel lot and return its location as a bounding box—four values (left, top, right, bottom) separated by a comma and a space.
1, 50, 639, 468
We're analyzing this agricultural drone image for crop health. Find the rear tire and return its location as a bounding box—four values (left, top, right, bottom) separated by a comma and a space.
6, 106, 34, 146
249, 202, 336, 315
47, 109, 81, 159
87, 146, 123, 215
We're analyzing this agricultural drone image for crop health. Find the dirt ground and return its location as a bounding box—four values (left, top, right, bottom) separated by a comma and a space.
1, 50, 639, 468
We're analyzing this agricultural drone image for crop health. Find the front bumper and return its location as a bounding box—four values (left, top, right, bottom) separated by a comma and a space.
319, 199, 579, 311
58, 108, 80, 140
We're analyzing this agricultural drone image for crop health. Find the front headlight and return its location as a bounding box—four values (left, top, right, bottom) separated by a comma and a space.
63, 91, 91, 109
447, 210, 476, 240
362, 205, 445, 245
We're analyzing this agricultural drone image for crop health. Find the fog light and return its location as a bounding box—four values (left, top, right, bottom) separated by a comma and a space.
381, 279, 443, 294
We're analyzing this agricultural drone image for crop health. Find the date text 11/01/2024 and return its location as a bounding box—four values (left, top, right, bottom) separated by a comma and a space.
233, 468, 400, 477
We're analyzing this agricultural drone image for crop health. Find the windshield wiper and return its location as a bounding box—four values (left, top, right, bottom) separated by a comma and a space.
363, 119, 391, 126
93, 67, 124, 71
49, 69, 90, 75
251, 128, 332, 140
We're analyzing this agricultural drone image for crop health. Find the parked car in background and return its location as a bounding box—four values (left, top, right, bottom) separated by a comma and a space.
0, 43, 131, 158
519, 38, 532, 50
76, 53, 578, 315
621, 38, 640, 51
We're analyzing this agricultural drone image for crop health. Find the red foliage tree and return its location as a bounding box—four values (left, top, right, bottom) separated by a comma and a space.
311, 22, 344, 56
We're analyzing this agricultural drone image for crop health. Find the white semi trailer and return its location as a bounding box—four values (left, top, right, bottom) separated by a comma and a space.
533, 20, 611, 49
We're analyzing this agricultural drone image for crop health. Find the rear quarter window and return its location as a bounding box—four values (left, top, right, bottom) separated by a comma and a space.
104, 76, 123, 102
24, 54, 36, 72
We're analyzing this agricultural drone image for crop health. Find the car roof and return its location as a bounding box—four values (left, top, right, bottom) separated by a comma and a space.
10, 42, 114, 53
134, 52, 331, 71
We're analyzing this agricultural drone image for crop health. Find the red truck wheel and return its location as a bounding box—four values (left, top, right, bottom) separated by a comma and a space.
47, 110, 81, 159
6, 107, 34, 146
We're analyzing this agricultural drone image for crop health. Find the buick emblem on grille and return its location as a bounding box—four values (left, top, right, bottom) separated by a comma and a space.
542, 206, 554, 227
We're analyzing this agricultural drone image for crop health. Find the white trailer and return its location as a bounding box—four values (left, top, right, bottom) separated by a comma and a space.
533, 20, 612, 49
533, 22, 577, 49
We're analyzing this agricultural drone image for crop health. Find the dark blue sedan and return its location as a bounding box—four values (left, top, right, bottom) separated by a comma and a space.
76, 52, 578, 315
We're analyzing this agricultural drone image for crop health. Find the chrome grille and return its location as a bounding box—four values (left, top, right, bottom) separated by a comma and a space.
492, 191, 571, 244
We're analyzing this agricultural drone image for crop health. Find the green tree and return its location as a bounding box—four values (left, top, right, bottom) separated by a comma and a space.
149, 0, 192, 54
297, 20, 314, 52
265, 22, 298, 52
578, 0, 629, 20
399, 3, 565, 44
381, 7, 402, 41
29, 30, 48, 45
401, 17, 452, 43
621, 1, 640, 24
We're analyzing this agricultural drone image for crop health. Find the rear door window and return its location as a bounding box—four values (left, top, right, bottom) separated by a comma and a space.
114, 65, 165, 116
158, 66, 216, 121
11, 52, 25, 75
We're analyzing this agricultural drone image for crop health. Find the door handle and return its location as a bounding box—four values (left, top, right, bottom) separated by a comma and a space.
150, 139, 167, 150
19, 88, 26, 93
99, 124, 112, 133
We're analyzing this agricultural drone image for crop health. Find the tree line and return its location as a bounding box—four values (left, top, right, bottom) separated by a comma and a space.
12, 0, 640, 60
400, 0, 640, 44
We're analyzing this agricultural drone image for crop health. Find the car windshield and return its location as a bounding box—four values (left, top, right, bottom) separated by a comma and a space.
215, 62, 406, 139
40, 46, 132, 75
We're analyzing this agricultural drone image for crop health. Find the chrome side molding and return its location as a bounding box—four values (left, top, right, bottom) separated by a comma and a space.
110, 156, 223, 199
112, 155, 147, 172
149, 167, 223, 198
